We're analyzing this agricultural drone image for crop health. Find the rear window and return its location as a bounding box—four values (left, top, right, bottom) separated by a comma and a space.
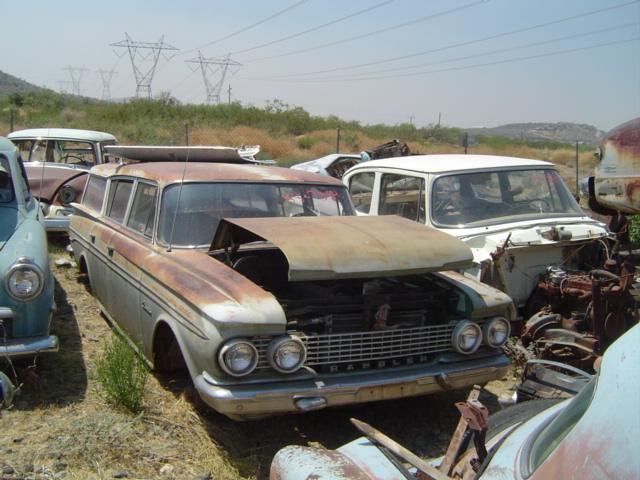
0, 155, 15, 203
83, 176, 107, 212
106, 179, 133, 224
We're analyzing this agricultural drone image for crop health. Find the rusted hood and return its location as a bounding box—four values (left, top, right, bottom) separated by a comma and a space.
211, 215, 473, 281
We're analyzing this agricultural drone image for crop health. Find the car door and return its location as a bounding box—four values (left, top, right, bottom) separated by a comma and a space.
103, 178, 144, 342
378, 172, 427, 224
345, 170, 377, 215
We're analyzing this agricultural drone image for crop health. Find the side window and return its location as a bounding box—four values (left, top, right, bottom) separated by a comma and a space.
12, 140, 35, 161
17, 158, 31, 201
127, 183, 158, 238
106, 179, 133, 224
83, 175, 107, 213
0, 155, 15, 203
380, 174, 425, 222
349, 172, 375, 214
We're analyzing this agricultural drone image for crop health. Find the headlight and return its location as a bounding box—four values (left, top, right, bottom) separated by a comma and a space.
483, 317, 511, 348
218, 339, 258, 377
451, 320, 482, 354
5, 258, 45, 301
267, 335, 306, 373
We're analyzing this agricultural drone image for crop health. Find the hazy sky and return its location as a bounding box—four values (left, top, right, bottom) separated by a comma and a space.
4, 0, 639, 131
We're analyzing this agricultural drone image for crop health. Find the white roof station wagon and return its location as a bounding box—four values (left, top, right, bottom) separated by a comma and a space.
343, 155, 609, 319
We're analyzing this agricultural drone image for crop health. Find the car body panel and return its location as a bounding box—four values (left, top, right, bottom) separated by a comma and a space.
211, 216, 473, 281
270, 324, 640, 479
0, 137, 57, 357
8, 128, 117, 231
70, 153, 514, 419
343, 155, 609, 313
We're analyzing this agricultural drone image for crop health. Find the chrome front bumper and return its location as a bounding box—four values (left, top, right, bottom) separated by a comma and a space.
0, 335, 59, 358
195, 354, 510, 419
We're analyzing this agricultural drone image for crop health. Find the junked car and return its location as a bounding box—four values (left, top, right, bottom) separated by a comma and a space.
270, 322, 640, 480
0, 137, 57, 359
8, 128, 117, 231
342, 155, 610, 321
69, 146, 514, 420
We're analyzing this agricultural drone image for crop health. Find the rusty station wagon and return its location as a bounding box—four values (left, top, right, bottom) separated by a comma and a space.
68, 146, 514, 419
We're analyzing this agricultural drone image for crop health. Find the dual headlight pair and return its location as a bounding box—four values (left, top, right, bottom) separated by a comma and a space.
4, 258, 45, 301
452, 317, 511, 354
218, 335, 306, 377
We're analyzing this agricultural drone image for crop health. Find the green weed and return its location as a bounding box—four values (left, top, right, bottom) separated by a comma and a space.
95, 334, 148, 413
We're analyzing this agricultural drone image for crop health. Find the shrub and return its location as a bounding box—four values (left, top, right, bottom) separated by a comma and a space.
95, 334, 148, 413
296, 136, 315, 150
629, 215, 640, 245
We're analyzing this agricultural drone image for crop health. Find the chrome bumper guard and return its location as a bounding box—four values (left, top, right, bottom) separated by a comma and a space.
195, 354, 510, 419
0, 336, 59, 358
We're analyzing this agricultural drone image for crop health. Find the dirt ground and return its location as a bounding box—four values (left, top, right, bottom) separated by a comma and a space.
0, 236, 516, 480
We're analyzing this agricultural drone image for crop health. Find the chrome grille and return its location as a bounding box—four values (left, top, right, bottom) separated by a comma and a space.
253, 323, 455, 371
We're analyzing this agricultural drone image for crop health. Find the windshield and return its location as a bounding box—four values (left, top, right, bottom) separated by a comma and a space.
158, 182, 355, 247
13, 139, 98, 166
431, 169, 582, 227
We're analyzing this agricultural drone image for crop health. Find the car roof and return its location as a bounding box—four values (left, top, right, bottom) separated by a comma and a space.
91, 161, 345, 186
0, 137, 17, 153
8, 128, 117, 142
349, 154, 554, 174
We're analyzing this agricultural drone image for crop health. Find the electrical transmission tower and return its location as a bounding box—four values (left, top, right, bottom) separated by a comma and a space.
63, 66, 89, 96
97, 69, 118, 101
185, 52, 241, 104
110, 33, 178, 99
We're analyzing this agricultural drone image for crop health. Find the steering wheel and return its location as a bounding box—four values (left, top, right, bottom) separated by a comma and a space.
527, 198, 551, 212
61, 154, 88, 166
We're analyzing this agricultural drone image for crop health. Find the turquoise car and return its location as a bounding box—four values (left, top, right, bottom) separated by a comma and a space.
0, 137, 57, 358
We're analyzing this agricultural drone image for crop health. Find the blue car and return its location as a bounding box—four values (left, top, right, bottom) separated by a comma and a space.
0, 137, 57, 358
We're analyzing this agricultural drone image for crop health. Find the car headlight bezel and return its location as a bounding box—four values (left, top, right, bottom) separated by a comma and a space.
483, 316, 511, 348
217, 339, 258, 377
57, 185, 77, 206
4, 257, 45, 301
267, 335, 307, 373
451, 320, 483, 354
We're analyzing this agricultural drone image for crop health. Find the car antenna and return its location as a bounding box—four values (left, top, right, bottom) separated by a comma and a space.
36, 129, 49, 221
167, 147, 191, 253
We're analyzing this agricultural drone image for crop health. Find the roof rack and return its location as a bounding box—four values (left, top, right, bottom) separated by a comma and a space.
104, 145, 274, 165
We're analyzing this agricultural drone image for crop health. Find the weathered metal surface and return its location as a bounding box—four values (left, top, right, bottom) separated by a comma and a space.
521, 260, 637, 371
24, 164, 87, 202
104, 144, 261, 163
92, 161, 344, 187
593, 117, 640, 214
212, 216, 473, 281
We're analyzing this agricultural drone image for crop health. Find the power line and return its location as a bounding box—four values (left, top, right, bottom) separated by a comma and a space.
178, 0, 310, 58
185, 52, 241, 104
229, 0, 395, 55
246, 0, 639, 79
110, 33, 178, 99
280, 22, 637, 81
241, 0, 491, 63
262, 36, 639, 83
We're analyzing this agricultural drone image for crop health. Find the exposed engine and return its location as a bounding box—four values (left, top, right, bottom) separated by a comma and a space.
521, 259, 639, 371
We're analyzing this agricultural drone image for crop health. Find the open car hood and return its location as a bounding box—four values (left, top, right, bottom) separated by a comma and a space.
211, 215, 473, 281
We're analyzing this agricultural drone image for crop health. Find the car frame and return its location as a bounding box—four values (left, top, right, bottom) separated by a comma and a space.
8, 128, 117, 231
69, 146, 515, 420
0, 137, 57, 358
342, 155, 610, 319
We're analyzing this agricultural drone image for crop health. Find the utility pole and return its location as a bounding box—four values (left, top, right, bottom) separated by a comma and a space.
186, 51, 241, 104
409, 115, 414, 126
110, 33, 178, 99
63, 66, 89, 96
228, 84, 232, 104
438, 112, 441, 127
336, 127, 341, 153
575, 140, 580, 195
97, 68, 118, 101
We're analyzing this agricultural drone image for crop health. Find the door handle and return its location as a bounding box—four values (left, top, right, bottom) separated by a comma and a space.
141, 301, 152, 315
90, 234, 96, 244
107, 246, 114, 257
